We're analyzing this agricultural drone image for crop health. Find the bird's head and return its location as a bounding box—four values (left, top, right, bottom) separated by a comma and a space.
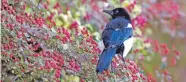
103, 8, 131, 21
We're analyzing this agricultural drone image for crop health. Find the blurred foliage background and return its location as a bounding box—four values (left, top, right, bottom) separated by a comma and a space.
1, 0, 186, 82
147, 0, 186, 81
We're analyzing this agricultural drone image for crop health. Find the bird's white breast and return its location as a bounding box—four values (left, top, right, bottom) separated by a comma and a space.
123, 36, 133, 58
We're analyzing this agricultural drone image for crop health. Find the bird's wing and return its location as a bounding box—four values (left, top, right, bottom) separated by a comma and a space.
102, 18, 132, 48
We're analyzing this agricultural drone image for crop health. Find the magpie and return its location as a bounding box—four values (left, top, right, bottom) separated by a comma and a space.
96, 8, 133, 73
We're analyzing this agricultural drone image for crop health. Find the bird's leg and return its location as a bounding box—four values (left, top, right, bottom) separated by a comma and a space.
122, 57, 126, 64
120, 53, 126, 64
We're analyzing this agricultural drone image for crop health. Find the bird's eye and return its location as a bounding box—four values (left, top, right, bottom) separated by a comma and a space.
114, 10, 119, 14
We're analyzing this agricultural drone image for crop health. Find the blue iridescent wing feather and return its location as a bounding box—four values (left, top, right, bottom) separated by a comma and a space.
102, 17, 132, 47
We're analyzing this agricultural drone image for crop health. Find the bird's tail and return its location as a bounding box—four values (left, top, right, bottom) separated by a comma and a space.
96, 47, 117, 73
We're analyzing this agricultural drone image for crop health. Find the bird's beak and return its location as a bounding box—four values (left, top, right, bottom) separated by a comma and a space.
103, 10, 114, 15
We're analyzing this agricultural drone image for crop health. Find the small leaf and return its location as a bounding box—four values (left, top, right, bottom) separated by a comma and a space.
122, 0, 130, 7
25, 5, 32, 13
92, 32, 101, 41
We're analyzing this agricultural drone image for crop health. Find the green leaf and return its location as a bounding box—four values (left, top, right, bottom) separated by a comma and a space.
25, 6, 32, 13
92, 32, 101, 41
55, 18, 63, 27
86, 24, 94, 33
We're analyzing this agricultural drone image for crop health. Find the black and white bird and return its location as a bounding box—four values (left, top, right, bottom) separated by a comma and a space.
96, 8, 133, 73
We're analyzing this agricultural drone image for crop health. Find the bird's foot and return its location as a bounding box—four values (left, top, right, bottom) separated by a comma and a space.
122, 58, 126, 64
